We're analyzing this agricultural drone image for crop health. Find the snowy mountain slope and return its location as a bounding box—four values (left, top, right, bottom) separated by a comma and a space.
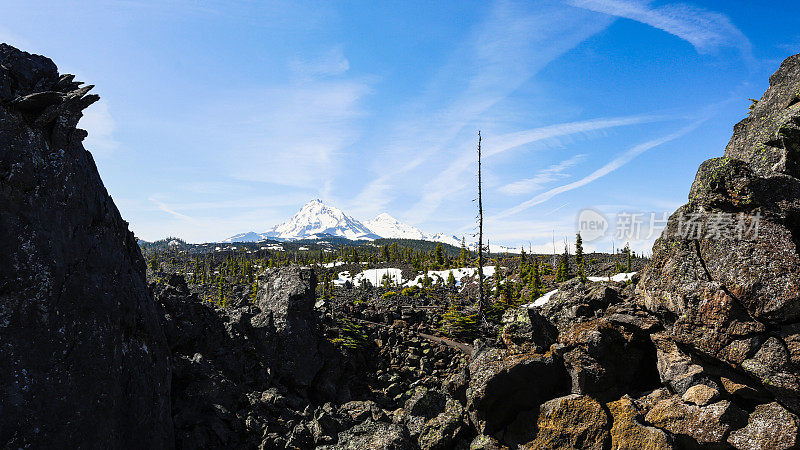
364, 213, 427, 240
223, 199, 508, 249
425, 233, 463, 247
262, 199, 378, 241
222, 232, 263, 243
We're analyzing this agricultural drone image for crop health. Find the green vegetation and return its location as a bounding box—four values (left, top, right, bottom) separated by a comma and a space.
331, 317, 370, 349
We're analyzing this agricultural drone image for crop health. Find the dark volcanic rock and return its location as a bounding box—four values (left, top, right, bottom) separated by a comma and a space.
724, 53, 800, 177
156, 267, 354, 448
466, 348, 569, 438
637, 52, 800, 415
254, 266, 349, 401
0, 45, 173, 447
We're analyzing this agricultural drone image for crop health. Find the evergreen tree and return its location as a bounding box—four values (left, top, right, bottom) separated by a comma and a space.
459, 237, 469, 266
439, 302, 478, 341
575, 232, 586, 283
434, 242, 445, 267
555, 251, 571, 283
623, 243, 632, 272
529, 260, 542, 297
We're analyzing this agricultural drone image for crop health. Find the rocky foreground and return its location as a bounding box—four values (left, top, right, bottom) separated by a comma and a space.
3, 45, 800, 449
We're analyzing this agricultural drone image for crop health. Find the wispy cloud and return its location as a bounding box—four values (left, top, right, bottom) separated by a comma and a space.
568, 0, 753, 62
499, 154, 585, 194
289, 46, 350, 78
404, 114, 662, 223
492, 117, 708, 219
215, 77, 371, 188
350, 0, 616, 219
149, 197, 196, 223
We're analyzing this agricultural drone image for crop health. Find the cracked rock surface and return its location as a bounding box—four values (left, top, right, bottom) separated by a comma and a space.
0, 44, 173, 447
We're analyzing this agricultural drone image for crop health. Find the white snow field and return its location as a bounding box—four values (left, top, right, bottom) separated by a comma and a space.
333, 268, 404, 287
331, 266, 500, 288
587, 272, 637, 282
403, 266, 498, 288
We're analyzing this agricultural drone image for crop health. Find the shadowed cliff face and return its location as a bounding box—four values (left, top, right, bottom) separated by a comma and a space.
0, 44, 173, 447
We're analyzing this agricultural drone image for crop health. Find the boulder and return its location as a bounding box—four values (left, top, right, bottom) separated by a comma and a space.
539, 278, 622, 329
254, 267, 344, 395
319, 419, 415, 450
524, 394, 610, 450
607, 396, 674, 450
681, 384, 720, 406
724, 53, 800, 177
637, 53, 800, 416
558, 316, 660, 400
0, 44, 172, 447
727, 402, 800, 450
649, 332, 719, 395
645, 396, 746, 446
417, 398, 466, 450
500, 306, 558, 352
466, 348, 569, 436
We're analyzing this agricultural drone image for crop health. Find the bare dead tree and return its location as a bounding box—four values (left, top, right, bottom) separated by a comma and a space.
477, 131, 486, 326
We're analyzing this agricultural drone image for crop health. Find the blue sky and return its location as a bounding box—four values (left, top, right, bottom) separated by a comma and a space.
1, 0, 798, 252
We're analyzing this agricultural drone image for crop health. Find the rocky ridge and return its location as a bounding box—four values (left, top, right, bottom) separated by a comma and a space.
0, 44, 173, 447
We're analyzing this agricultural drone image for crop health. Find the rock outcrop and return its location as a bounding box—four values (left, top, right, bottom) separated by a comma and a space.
0, 44, 173, 447
637, 52, 800, 416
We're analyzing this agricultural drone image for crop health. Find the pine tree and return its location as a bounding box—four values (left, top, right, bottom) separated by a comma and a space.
459, 237, 469, 266
434, 242, 445, 267
623, 243, 632, 272
575, 232, 586, 283
447, 271, 456, 287
556, 251, 571, 283
439, 302, 478, 341
530, 260, 542, 297
381, 245, 390, 262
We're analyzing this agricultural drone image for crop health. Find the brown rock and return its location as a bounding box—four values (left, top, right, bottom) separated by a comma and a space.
650, 332, 716, 395
681, 384, 720, 406
524, 394, 610, 450
720, 376, 769, 402
728, 402, 800, 450
607, 396, 674, 450
645, 396, 746, 445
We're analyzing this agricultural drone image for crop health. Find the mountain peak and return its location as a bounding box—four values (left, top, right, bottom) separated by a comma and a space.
372, 212, 399, 222
262, 199, 376, 241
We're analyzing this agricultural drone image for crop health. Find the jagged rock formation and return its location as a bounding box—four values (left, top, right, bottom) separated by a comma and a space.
638, 52, 800, 419
156, 268, 355, 448
0, 44, 173, 447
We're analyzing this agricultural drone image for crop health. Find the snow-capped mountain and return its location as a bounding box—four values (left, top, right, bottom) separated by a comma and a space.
426, 233, 463, 247
262, 199, 379, 241
222, 199, 513, 250
364, 213, 427, 240
223, 232, 263, 243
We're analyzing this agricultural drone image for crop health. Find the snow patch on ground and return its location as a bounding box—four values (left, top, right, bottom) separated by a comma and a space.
587, 272, 637, 282
320, 261, 345, 268
403, 266, 498, 287
333, 268, 404, 287
524, 272, 637, 309
332, 265, 499, 288
527, 289, 558, 308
